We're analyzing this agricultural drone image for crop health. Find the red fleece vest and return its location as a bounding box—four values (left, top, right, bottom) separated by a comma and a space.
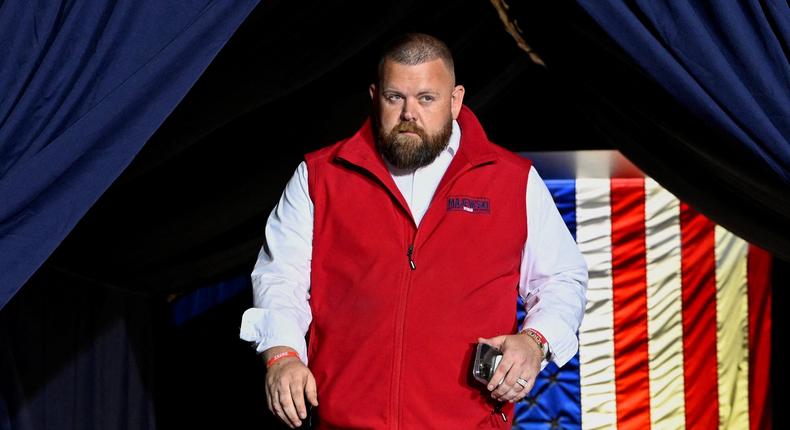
306, 106, 531, 429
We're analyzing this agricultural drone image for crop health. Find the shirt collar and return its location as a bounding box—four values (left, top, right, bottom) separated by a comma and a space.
447, 119, 460, 157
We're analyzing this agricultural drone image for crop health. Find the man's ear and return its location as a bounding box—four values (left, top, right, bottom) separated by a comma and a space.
369, 83, 377, 100
451, 85, 465, 119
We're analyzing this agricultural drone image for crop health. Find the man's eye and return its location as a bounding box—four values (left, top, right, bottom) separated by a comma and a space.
385, 94, 402, 102
420, 96, 435, 102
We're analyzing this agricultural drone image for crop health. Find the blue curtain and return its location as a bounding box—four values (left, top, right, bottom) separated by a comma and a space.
576, 0, 790, 183
0, 0, 260, 310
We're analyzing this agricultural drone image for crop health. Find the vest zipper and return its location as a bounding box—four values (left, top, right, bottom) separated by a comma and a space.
493, 402, 507, 423
391, 235, 418, 429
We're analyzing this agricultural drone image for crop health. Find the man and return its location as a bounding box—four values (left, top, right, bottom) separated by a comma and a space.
240, 33, 587, 429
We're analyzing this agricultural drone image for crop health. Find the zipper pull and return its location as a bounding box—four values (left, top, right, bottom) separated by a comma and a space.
407, 245, 416, 270
492, 404, 507, 422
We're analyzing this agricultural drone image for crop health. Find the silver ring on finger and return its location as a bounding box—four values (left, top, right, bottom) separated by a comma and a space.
515, 377, 529, 389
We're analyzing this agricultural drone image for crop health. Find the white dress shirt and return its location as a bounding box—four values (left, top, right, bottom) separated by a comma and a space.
240, 121, 588, 367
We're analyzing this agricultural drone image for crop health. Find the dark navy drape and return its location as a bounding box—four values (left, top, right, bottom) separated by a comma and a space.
576, 0, 790, 183
0, 269, 156, 430
0, 0, 259, 310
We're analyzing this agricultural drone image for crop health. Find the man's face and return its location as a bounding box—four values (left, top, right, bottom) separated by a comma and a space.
371, 58, 465, 169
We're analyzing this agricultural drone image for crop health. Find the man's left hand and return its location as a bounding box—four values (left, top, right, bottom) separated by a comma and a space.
477, 332, 543, 402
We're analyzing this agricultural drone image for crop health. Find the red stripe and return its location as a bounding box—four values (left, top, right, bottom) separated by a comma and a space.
610, 178, 651, 429
679, 203, 719, 429
748, 245, 772, 430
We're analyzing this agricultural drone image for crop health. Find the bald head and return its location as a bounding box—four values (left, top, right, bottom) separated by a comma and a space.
377, 33, 455, 84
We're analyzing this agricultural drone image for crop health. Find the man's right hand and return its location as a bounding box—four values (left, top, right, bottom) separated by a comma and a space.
263, 346, 319, 429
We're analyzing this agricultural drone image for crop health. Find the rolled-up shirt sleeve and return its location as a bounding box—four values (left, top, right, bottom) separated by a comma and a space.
239, 161, 314, 363
519, 167, 588, 367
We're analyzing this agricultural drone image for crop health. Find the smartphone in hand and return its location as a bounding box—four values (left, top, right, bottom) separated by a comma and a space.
472, 343, 503, 384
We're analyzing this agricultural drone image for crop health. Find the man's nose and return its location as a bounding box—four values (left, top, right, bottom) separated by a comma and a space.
400, 99, 416, 121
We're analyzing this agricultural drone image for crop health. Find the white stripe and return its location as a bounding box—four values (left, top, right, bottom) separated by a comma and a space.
714, 226, 750, 430
576, 179, 616, 430
644, 178, 686, 429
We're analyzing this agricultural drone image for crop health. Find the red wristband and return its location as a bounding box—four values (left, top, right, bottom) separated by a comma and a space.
523, 328, 547, 345
266, 350, 299, 368
520, 328, 550, 360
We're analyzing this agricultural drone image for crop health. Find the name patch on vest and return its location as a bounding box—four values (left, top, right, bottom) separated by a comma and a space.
447, 196, 491, 214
